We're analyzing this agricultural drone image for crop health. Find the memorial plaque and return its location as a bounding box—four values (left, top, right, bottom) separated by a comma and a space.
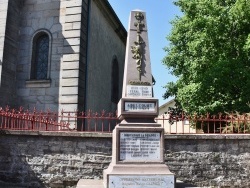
109, 175, 175, 188
120, 132, 160, 161
124, 102, 155, 112
126, 85, 152, 97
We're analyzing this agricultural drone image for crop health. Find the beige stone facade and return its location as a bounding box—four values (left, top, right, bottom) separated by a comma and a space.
157, 99, 196, 134
0, 0, 126, 114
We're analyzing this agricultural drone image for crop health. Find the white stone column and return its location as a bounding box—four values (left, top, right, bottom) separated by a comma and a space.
59, 0, 83, 113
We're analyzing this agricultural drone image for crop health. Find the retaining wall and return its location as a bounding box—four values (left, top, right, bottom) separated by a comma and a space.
0, 130, 249, 187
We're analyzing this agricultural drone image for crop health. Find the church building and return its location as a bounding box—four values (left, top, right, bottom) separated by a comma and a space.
0, 0, 126, 113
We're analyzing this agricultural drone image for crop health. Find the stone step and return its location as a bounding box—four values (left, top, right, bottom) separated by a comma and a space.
76, 179, 104, 188
76, 179, 212, 188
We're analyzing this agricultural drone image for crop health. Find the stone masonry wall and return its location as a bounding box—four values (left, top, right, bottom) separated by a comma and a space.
0, 131, 249, 188
58, 0, 88, 113
165, 135, 250, 187
0, 131, 112, 188
17, 0, 64, 111
85, 0, 126, 113
0, 0, 9, 84
0, 0, 22, 107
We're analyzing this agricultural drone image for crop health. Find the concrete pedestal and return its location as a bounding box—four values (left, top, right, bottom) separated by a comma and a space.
103, 164, 174, 188
76, 179, 195, 188
102, 125, 175, 188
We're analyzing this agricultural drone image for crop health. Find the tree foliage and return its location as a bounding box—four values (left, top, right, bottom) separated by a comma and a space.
163, 0, 250, 114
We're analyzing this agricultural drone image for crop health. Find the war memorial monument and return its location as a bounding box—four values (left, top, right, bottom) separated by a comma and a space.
77, 10, 175, 188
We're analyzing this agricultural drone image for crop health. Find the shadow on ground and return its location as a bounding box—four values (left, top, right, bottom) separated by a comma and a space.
176, 180, 199, 188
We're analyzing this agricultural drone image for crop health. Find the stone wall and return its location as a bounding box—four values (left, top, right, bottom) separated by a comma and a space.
165, 135, 250, 187
0, 131, 112, 188
0, 0, 22, 107
16, 0, 64, 111
85, 0, 126, 113
0, 0, 9, 85
0, 131, 249, 188
58, 0, 88, 113
0, 0, 126, 114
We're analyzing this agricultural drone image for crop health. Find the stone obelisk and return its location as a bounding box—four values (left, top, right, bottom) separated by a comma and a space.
103, 10, 175, 188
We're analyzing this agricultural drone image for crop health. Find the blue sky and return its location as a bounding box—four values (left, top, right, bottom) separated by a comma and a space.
108, 0, 181, 106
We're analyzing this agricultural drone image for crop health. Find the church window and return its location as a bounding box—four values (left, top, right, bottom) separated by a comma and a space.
111, 57, 119, 104
31, 32, 50, 80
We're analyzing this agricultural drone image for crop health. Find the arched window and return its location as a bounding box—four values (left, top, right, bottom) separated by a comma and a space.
31, 32, 50, 80
111, 57, 119, 104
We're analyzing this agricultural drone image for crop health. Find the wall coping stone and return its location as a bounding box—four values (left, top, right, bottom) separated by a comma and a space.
1, 130, 112, 138
1, 130, 250, 139
164, 134, 250, 140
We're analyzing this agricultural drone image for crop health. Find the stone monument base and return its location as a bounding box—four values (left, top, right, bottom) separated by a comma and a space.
76, 179, 192, 188
100, 125, 175, 188
103, 163, 175, 188
76, 179, 104, 188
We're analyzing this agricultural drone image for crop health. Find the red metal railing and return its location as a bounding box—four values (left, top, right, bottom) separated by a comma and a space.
0, 106, 118, 132
1, 106, 250, 134
155, 112, 250, 134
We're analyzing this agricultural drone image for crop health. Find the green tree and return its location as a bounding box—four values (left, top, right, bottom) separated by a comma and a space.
163, 0, 250, 114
